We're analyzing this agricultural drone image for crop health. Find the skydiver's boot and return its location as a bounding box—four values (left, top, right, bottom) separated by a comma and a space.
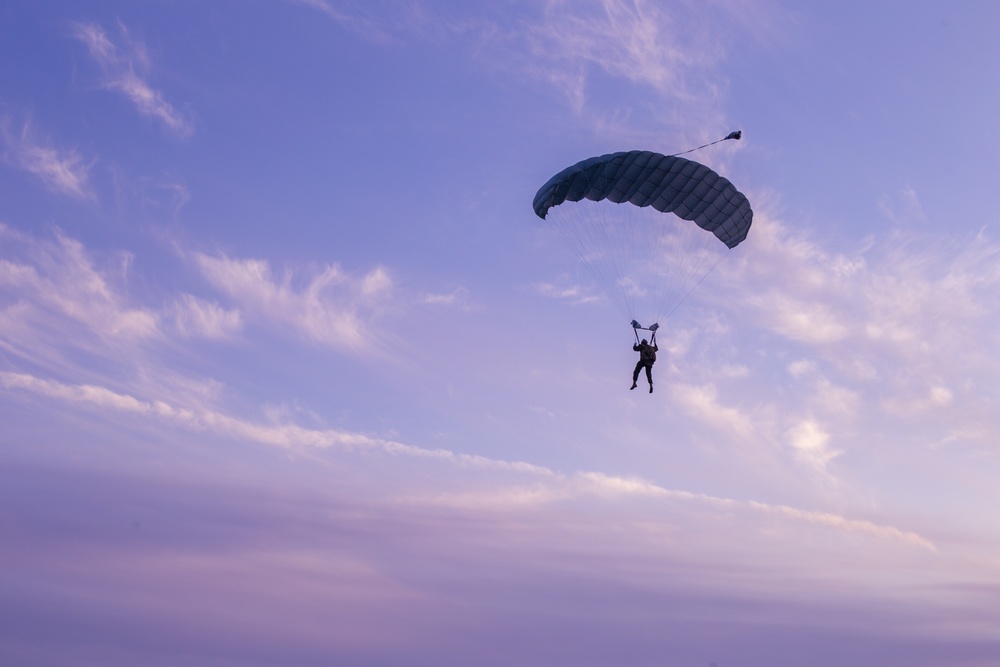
630, 382, 637, 390
649, 384, 653, 393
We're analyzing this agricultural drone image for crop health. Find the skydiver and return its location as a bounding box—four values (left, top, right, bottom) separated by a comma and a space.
631, 338, 658, 393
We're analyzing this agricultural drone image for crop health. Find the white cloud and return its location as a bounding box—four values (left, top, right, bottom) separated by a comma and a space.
879, 185, 929, 227
694, 196, 1000, 470
420, 286, 481, 315
726, 203, 1000, 366
0, 116, 94, 199
422, 286, 463, 305
813, 378, 861, 418
743, 500, 934, 551
534, 0, 721, 94
171, 294, 243, 339
194, 253, 393, 352
0, 227, 449, 392
0, 225, 158, 345
299, 2, 749, 143
531, 280, 602, 305
786, 418, 841, 472
423, 291, 459, 306
0, 368, 934, 552
751, 291, 850, 344
717, 363, 750, 379
929, 385, 953, 406
295, 0, 489, 44
137, 177, 191, 216
293, 0, 399, 42
883, 383, 955, 418
518, 0, 741, 137
74, 21, 194, 138
0, 228, 248, 393
360, 266, 392, 297
788, 359, 817, 378
670, 382, 754, 439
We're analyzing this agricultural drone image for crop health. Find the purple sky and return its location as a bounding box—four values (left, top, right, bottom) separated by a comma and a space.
2, 1, 1000, 665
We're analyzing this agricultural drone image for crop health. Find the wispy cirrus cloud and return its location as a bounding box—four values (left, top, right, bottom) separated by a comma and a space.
0, 225, 157, 353
0, 116, 94, 199
3, 211, 945, 546
170, 294, 242, 340
291, 0, 400, 43
513, 0, 759, 143
293, 0, 488, 44
734, 206, 1000, 385
421, 285, 478, 310
670, 381, 755, 440
296, 1, 751, 143
785, 418, 841, 472
73, 21, 194, 138
0, 226, 244, 387
527, 0, 724, 109
531, 279, 602, 306
0, 368, 933, 551
0, 226, 443, 392
679, 192, 1000, 474
194, 253, 394, 353
727, 192, 1000, 365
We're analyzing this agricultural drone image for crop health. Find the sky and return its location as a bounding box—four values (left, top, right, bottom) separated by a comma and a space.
2, 1, 1000, 665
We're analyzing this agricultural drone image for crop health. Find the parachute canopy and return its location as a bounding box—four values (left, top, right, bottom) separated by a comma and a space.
533, 150, 752, 248
533, 150, 753, 324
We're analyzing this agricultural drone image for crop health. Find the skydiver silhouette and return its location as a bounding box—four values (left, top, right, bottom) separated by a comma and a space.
631, 338, 658, 393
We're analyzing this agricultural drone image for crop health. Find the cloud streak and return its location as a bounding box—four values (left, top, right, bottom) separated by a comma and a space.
169, 294, 243, 339
194, 253, 394, 353
2, 458, 988, 667
0, 369, 933, 551
530, 279, 602, 305
529, 0, 723, 102
0, 227, 413, 388
514, 0, 749, 142
74, 21, 194, 138
0, 225, 158, 373
0, 116, 94, 199
297, 1, 746, 143
291, 0, 401, 43
667, 199, 1000, 481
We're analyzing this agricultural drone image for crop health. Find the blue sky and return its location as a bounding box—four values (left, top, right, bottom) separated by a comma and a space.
3, 1, 1000, 665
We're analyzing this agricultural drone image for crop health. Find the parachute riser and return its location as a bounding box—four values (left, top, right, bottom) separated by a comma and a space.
631, 320, 659, 345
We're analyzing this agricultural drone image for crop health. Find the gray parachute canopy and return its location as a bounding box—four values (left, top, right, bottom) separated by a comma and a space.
532, 150, 752, 249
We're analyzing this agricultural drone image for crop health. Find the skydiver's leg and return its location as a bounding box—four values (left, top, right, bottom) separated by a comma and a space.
645, 363, 653, 392
631, 361, 642, 389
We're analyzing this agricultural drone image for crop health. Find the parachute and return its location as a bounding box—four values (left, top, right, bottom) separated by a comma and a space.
532, 142, 752, 333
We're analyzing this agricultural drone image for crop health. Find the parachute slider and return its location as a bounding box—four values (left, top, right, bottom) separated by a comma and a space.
725, 130, 742, 141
